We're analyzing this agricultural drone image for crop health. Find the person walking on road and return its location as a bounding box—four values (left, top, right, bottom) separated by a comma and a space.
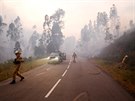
10, 51, 24, 84
72, 52, 77, 63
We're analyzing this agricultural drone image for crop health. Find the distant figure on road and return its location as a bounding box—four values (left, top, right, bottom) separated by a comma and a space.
72, 52, 77, 63
10, 51, 24, 84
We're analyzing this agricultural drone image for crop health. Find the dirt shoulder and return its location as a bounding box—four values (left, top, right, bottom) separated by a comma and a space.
91, 59, 135, 97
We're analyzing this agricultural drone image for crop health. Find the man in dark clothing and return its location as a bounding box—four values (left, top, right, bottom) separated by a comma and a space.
72, 52, 77, 63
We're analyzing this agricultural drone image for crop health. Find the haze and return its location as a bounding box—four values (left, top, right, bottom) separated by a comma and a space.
0, 0, 134, 40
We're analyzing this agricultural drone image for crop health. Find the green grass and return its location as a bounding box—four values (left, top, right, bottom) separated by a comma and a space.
0, 58, 47, 82
93, 59, 135, 96
47, 60, 61, 64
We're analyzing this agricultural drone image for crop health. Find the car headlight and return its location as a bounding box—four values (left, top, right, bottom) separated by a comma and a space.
47, 57, 50, 60
54, 57, 59, 60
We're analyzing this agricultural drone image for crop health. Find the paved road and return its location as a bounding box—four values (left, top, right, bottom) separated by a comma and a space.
0, 58, 134, 101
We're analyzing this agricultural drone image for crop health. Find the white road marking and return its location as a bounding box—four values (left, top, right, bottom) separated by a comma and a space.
69, 60, 71, 65
62, 70, 67, 77
69, 59, 72, 67
36, 72, 45, 76
45, 79, 61, 98
44, 59, 72, 99
67, 65, 70, 69
73, 92, 89, 101
36, 68, 50, 76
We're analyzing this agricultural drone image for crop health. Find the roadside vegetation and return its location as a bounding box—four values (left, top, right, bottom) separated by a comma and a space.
94, 59, 135, 96
95, 29, 135, 96
0, 58, 47, 82
99, 29, 135, 67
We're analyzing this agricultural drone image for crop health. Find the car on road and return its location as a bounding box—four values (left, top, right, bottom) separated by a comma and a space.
61, 53, 66, 60
54, 51, 66, 60
47, 52, 63, 64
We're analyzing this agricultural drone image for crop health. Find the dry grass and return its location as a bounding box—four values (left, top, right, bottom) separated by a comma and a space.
94, 59, 135, 96
0, 58, 47, 82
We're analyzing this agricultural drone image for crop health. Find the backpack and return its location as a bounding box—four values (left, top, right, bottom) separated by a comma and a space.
13, 58, 21, 64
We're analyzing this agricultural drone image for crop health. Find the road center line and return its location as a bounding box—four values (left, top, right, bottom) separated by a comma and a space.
69, 59, 71, 65
67, 65, 70, 69
44, 59, 71, 98
67, 59, 71, 69
45, 79, 61, 98
62, 70, 67, 77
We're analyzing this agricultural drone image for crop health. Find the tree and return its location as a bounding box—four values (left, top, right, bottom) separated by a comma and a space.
129, 20, 134, 29
0, 15, 7, 35
42, 9, 65, 54
7, 16, 23, 41
81, 25, 90, 42
97, 12, 108, 28
110, 4, 117, 19
29, 25, 40, 49
109, 4, 120, 39
50, 9, 65, 51
28, 25, 40, 56
104, 27, 113, 42
14, 41, 22, 53
7, 16, 23, 53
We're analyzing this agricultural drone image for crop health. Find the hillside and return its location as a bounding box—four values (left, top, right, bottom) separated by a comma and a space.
99, 29, 135, 67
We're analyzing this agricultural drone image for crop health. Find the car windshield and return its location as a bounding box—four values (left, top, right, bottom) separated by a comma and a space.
50, 53, 59, 57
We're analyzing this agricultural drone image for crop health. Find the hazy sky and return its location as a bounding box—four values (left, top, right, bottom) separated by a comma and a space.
0, 0, 135, 39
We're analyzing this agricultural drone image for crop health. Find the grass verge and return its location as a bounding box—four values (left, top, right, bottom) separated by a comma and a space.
0, 58, 47, 82
93, 59, 135, 96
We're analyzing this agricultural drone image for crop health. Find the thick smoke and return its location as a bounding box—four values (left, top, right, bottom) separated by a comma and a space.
75, 4, 126, 58
0, 3, 134, 62
0, 8, 65, 63
60, 36, 76, 55
0, 15, 30, 62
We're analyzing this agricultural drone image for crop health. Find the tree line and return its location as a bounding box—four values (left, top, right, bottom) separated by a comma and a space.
76, 4, 135, 58
0, 8, 65, 62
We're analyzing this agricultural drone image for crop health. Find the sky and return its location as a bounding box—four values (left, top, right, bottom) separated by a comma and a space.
0, 0, 135, 40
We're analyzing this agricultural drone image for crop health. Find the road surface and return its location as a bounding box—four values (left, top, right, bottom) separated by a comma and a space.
0, 58, 134, 101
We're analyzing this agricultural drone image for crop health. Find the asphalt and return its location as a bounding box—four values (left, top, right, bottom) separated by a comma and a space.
0, 57, 134, 101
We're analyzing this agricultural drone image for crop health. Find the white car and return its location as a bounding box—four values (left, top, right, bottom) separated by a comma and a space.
47, 52, 62, 64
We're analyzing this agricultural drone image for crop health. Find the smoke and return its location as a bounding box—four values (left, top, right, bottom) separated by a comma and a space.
76, 21, 135, 59
60, 36, 76, 55
0, 2, 134, 62
0, 14, 34, 63
75, 32, 108, 58
74, 4, 134, 58
0, 20, 14, 62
